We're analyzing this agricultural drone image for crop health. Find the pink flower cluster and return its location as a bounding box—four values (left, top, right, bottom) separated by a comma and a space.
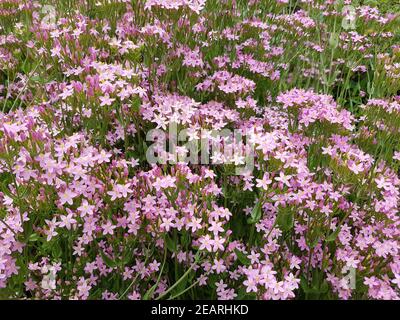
0, 0, 399, 300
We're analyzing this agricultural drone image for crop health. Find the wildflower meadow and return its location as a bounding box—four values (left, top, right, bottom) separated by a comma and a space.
0, 0, 400, 301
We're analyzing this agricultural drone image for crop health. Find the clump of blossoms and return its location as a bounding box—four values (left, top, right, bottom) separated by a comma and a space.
0, 0, 399, 300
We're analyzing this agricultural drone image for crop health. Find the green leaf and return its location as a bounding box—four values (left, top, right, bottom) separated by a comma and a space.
320, 280, 329, 294
165, 235, 177, 253
326, 227, 341, 242
143, 284, 157, 300
301, 276, 323, 296
131, 96, 141, 112
247, 200, 262, 224
173, 273, 189, 296
235, 249, 251, 266
100, 251, 117, 268
123, 249, 133, 265
31, 75, 44, 84
51, 242, 62, 259
276, 209, 294, 232
28, 233, 40, 242
142, 141, 148, 155
300, 277, 311, 293
306, 235, 321, 249
236, 287, 257, 300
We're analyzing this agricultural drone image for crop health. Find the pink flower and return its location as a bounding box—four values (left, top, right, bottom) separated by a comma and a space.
199, 235, 212, 252
78, 200, 95, 217
256, 173, 272, 190
99, 95, 115, 106
58, 210, 77, 230
274, 172, 292, 188
102, 220, 116, 236
59, 189, 77, 206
